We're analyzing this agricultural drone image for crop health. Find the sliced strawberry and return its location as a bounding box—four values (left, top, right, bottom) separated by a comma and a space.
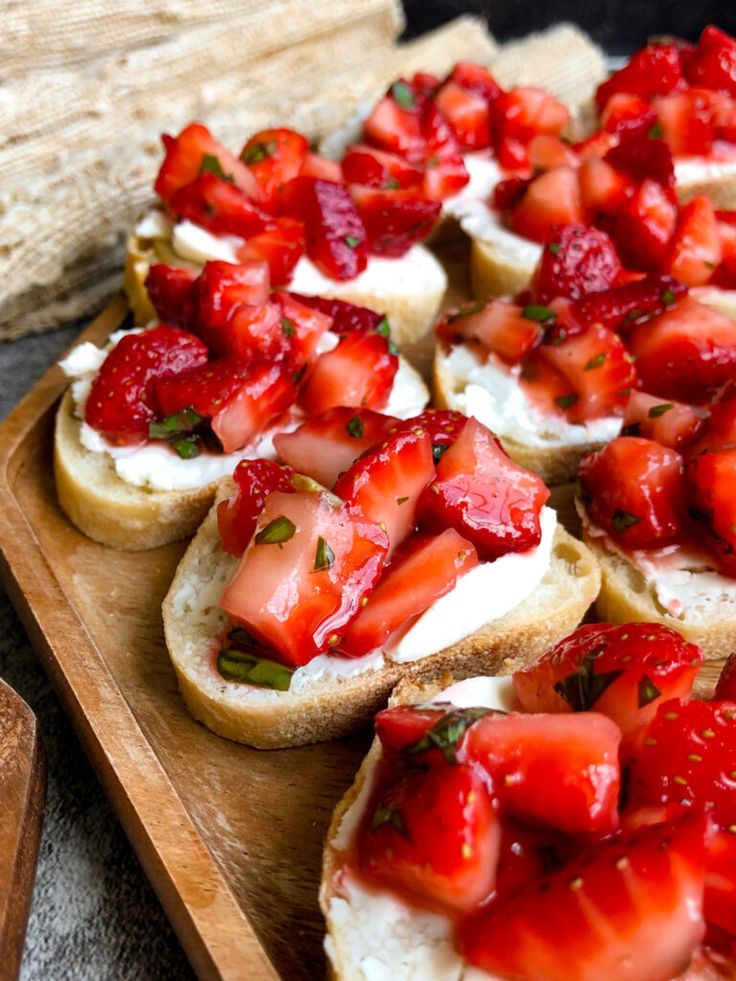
85, 326, 208, 443
495, 87, 571, 145
192, 260, 270, 349
281, 176, 367, 280
169, 172, 272, 239
392, 409, 466, 462
420, 417, 550, 560
705, 826, 736, 937
465, 711, 621, 835
686, 25, 736, 98
578, 156, 634, 215
613, 178, 678, 272
299, 331, 397, 416
687, 391, 736, 456
656, 90, 716, 156
436, 298, 543, 364
628, 298, 736, 402
527, 134, 578, 171
492, 174, 530, 211
272, 408, 397, 489
374, 702, 449, 755
360, 760, 499, 913
299, 152, 342, 183
715, 653, 736, 701
410, 71, 441, 97
434, 80, 491, 149
513, 622, 703, 737
493, 821, 565, 903
510, 166, 585, 244
333, 427, 435, 554
341, 144, 423, 190
605, 127, 675, 189
532, 224, 622, 303
449, 62, 502, 103
687, 450, 736, 576
419, 100, 469, 200
144, 264, 198, 330
595, 42, 687, 112
569, 273, 687, 334
667, 196, 723, 287
286, 293, 386, 334
216, 303, 286, 363
363, 82, 426, 162
461, 814, 706, 981
239, 128, 308, 209
219, 489, 388, 665
623, 391, 705, 449
600, 92, 658, 136
271, 291, 331, 364
519, 350, 578, 419
349, 185, 440, 257
154, 122, 261, 203
579, 436, 687, 547
217, 459, 296, 556
339, 529, 478, 657
537, 323, 637, 422
236, 217, 305, 286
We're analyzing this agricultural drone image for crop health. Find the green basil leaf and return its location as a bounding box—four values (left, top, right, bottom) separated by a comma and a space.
404, 707, 491, 764
374, 317, 391, 337
447, 302, 484, 323
346, 415, 364, 439
371, 803, 410, 838
648, 121, 663, 139
344, 235, 361, 249
555, 393, 579, 410
171, 437, 200, 459
148, 408, 204, 440
547, 241, 561, 255
281, 317, 296, 337
638, 675, 661, 708
391, 81, 415, 109
661, 288, 676, 306
255, 515, 296, 546
612, 509, 641, 534
241, 140, 277, 164
522, 304, 557, 324
313, 536, 335, 572
396, 496, 409, 505
584, 352, 607, 371
648, 402, 674, 418
199, 154, 232, 181
217, 648, 292, 690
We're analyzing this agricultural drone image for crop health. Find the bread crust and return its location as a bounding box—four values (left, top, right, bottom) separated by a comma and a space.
469, 236, 535, 302
162, 490, 600, 749
677, 172, 736, 212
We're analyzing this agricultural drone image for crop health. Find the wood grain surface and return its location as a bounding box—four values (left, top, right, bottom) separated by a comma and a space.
0, 680, 45, 981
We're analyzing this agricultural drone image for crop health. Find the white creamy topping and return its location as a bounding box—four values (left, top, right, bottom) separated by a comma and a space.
290, 650, 385, 692
385, 359, 430, 419
441, 345, 622, 448
432, 674, 519, 712
674, 158, 736, 185
59, 341, 107, 378
387, 507, 556, 663
458, 201, 543, 268
172, 220, 244, 264
442, 155, 503, 220
135, 209, 173, 240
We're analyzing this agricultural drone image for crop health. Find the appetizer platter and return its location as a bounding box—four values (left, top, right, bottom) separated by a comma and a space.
3, 22, 736, 980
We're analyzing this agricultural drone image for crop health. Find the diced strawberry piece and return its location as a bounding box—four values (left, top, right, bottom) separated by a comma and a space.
285, 293, 386, 334
496, 138, 531, 171
715, 653, 736, 701
339, 529, 478, 657
687, 390, 736, 456
217, 459, 296, 556
154, 122, 261, 203
449, 62, 502, 103
518, 350, 577, 419
713, 93, 736, 141
360, 760, 499, 913
465, 711, 621, 835
192, 260, 270, 349
299, 331, 397, 416
513, 622, 703, 737
573, 130, 617, 160
533, 224, 622, 303
363, 83, 426, 162
510, 166, 585, 244
349, 185, 440, 257
629, 696, 736, 829
271, 291, 331, 364
392, 409, 466, 460
461, 814, 707, 981
493, 175, 530, 211
705, 826, 736, 936
420, 417, 549, 560
569, 273, 687, 334
216, 303, 285, 363
493, 821, 565, 903
495, 87, 571, 145
655, 90, 716, 156
341, 144, 423, 190
595, 42, 687, 113
667, 196, 723, 287
579, 436, 687, 547
578, 155, 633, 215
281, 176, 367, 280
605, 127, 675, 189
613, 178, 678, 272
687, 450, 736, 576
273, 408, 397, 488
686, 25, 736, 98
437, 299, 543, 364
628, 298, 736, 402
537, 323, 637, 422
299, 152, 342, 183
169, 172, 273, 239
410, 71, 441, 97
434, 80, 491, 149
419, 101, 469, 200
623, 391, 705, 449
334, 427, 435, 554
527, 134, 578, 171
220, 489, 389, 665
600, 92, 658, 136
239, 128, 309, 209
236, 217, 305, 286
85, 326, 208, 443
374, 703, 448, 754
144, 264, 198, 330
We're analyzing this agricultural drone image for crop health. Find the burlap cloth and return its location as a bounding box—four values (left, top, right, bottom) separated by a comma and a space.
0, 0, 605, 340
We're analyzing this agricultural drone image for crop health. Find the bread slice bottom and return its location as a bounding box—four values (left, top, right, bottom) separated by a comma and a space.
162, 491, 600, 748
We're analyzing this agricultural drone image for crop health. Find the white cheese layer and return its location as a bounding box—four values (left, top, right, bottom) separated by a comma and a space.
440, 345, 622, 448
458, 201, 543, 269
674, 157, 736, 185
442, 155, 503, 220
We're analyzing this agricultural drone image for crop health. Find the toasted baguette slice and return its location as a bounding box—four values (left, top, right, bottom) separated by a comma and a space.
675, 161, 736, 212
162, 488, 600, 748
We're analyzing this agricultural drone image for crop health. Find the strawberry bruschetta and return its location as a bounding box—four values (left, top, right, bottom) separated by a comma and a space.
322, 623, 736, 981
162, 411, 599, 747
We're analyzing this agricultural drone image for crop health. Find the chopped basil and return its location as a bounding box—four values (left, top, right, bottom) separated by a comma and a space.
344, 235, 361, 249
396, 496, 409, 505
292, 364, 307, 385
638, 675, 661, 708
624, 307, 646, 322
612, 509, 641, 534
255, 515, 296, 546
553, 648, 624, 711
391, 81, 416, 109
171, 437, 200, 459
404, 706, 491, 764
241, 140, 277, 164
199, 153, 232, 181
432, 443, 449, 464
584, 352, 607, 371
371, 803, 409, 838
280, 317, 296, 337
386, 177, 401, 190
447, 302, 484, 323
374, 317, 391, 337
617, 386, 633, 398
313, 536, 335, 572
555, 393, 579, 410
647, 121, 663, 139
346, 415, 364, 439
217, 648, 292, 690
648, 402, 674, 418
522, 304, 557, 324
148, 408, 204, 441
661, 288, 676, 306
547, 241, 561, 255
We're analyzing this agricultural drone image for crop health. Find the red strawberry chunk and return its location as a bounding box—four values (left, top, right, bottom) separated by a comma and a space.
537, 323, 637, 422
527, 134, 578, 171
510, 166, 585, 244
613, 178, 678, 272
449, 62, 502, 103
420, 417, 550, 560
595, 42, 687, 113
578, 155, 634, 215
333, 427, 435, 554
374, 703, 448, 755
193, 260, 270, 349
363, 83, 426, 162
628, 298, 736, 403
518, 350, 578, 419
495, 87, 571, 145
605, 127, 675, 189
281, 176, 367, 280
570, 273, 687, 335
239, 128, 308, 209
271, 291, 331, 364
687, 390, 736, 456
154, 122, 261, 203
461, 814, 707, 981
169, 172, 273, 239
686, 26, 736, 98
437, 298, 543, 365
360, 760, 499, 913
601, 92, 658, 136
513, 622, 703, 737
493, 175, 530, 211
217, 459, 296, 556
667, 195, 723, 287
341, 144, 423, 190
236, 217, 305, 287
715, 653, 736, 701
299, 152, 342, 183
410, 71, 441, 97
464, 711, 621, 834
339, 529, 478, 657
299, 331, 398, 416
85, 326, 208, 443
217, 303, 285, 363
285, 293, 386, 334
144, 264, 198, 330
579, 436, 687, 547
704, 826, 736, 937
533, 224, 622, 304
350, 185, 440, 257
219, 490, 389, 665
655, 90, 716, 156
434, 80, 491, 149
392, 409, 466, 459
419, 101, 469, 201
687, 450, 736, 576
272, 407, 397, 488
623, 391, 705, 449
